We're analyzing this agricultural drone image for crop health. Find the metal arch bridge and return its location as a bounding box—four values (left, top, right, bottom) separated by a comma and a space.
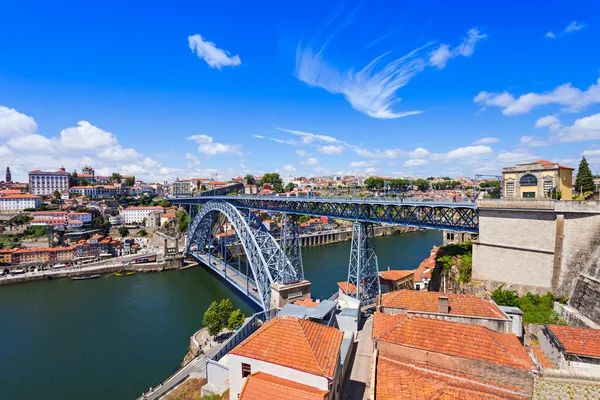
171, 195, 479, 233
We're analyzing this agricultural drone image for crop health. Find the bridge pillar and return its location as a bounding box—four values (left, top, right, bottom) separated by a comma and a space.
346, 222, 381, 302
280, 214, 304, 284
270, 280, 311, 309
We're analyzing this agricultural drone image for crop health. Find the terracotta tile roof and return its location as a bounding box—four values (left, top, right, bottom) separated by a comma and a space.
547, 325, 600, 358
530, 345, 556, 369
239, 372, 328, 400
413, 246, 439, 283
380, 290, 506, 319
375, 355, 528, 400
372, 313, 536, 371
380, 269, 414, 281
1, 194, 41, 199
338, 281, 358, 295
230, 316, 343, 378
294, 298, 321, 308
124, 206, 164, 210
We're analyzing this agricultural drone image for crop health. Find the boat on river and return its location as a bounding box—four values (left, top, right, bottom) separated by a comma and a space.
71, 275, 100, 281
114, 271, 135, 277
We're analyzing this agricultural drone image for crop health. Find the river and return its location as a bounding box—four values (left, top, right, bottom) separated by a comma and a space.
0, 230, 441, 400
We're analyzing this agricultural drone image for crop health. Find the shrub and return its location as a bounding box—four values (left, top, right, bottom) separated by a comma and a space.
491, 287, 519, 307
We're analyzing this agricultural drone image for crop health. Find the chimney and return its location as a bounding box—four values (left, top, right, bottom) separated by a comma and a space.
438, 296, 449, 314
387, 266, 391, 271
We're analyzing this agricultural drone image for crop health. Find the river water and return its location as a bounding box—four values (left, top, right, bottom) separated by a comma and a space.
0, 230, 441, 400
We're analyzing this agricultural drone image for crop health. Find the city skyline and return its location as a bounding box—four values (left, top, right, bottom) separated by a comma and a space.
1, 1, 599, 182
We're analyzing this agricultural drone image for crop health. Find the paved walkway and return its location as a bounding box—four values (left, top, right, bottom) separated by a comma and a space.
342, 316, 373, 400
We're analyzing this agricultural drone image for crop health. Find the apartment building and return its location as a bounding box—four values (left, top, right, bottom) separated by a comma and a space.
29, 168, 71, 196
0, 194, 42, 212
121, 206, 164, 224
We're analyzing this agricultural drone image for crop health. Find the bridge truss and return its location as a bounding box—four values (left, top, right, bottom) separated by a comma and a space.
174, 196, 478, 233
186, 200, 303, 310
347, 222, 381, 302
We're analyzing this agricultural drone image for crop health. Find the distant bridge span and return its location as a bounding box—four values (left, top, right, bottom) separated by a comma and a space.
171, 195, 479, 233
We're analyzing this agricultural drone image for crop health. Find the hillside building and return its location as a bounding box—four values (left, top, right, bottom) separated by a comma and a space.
502, 160, 573, 200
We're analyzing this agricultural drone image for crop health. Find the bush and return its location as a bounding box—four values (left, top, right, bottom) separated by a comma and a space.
491, 287, 519, 307
24, 225, 48, 238
228, 309, 245, 331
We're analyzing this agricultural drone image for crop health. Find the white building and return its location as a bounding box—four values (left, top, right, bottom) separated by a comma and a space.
0, 194, 42, 212
145, 211, 162, 227
121, 206, 164, 224
29, 168, 71, 196
225, 316, 343, 400
109, 215, 124, 225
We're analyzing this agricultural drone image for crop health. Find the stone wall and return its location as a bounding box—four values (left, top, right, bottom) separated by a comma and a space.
472, 200, 600, 298
569, 275, 600, 326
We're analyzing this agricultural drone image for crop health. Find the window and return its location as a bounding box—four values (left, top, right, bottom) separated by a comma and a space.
543, 179, 552, 195
242, 363, 251, 378
520, 174, 538, 187
506, 181, 515, 197
446, 233, 454, 241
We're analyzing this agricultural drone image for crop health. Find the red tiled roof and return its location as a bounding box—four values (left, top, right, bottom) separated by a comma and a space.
230, 316, 343, 378
380, 290, 506, 319
375, 355, 528, 400
239, 372, 328, 400
380, 269, 414, 281
1, 194, 41, 199
547, 325, 600, 359
413, 246, 438, 283
530, 346, 556, 369
294, 298, 321, 308
338, 281, 358, 295
372, 313, 536, 371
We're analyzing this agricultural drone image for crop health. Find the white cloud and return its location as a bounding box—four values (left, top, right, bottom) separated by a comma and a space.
474, 78, 600, 115
0, 106, 38, 138
365, 167, 377, 174
185, 152, 200, 165
520, 136, 548, 147
546, 21, 585, 39
296, 149, 311, 157
355, 147, 405, 159
301, 157, 319, 165
283, 164, 297, 172
252, 134, 294, 145
187, 134, 242, 156
548, 113, 600, 142
97, 146, 143, 161
7, 134, 53, 152
582, 148, 600, 157
318, 145, 344, 155
59, 121, 117, 150
535, 115, 561, 129
404, 159, 429, 167
349, 160, 377, 167
408, 147, 430, 158
496, 149, 539, 164
276, 127, 342, 145
429, 145, 493, 160
0, 144, 12, 157
473, 137, 499, 144
188, 34, 241, 69
429, 28, 487, 69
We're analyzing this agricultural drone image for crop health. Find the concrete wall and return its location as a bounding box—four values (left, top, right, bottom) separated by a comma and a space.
227, 354, 335, 400
569, 275, 600, 326
376, 340, 535, 397
472, 200, 600, 300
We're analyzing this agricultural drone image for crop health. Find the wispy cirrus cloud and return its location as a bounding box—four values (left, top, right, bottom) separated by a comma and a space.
295, 11, 486, 119
545, 21, 585, 39
188, 34, 241, 69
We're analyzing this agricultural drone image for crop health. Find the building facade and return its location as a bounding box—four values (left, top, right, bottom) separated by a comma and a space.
121, 206, 164, 224
0, 194, 42, 212
502, 160, 573, 200
29, 168, 71, 196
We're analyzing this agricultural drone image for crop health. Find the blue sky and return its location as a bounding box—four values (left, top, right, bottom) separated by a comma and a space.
1, 0, 599, 182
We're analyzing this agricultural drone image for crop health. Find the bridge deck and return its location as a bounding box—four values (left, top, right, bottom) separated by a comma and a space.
190, 251, 261, 307
172, 195, 479, 233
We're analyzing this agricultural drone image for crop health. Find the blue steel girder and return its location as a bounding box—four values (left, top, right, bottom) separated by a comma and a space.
173, 196, 478, 233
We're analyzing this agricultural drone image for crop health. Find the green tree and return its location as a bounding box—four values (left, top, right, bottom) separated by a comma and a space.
124, 176, 135, 187
118, 226, 129, 238
261, 173, 283, 188
227, 309, 245, 331
364, 177, 384, 190
111, 172, 122, 183
218, 299, 234, 326
201, 184, 207, 191
490, 287, 519, 307
203, 301, 223, 337
285, 182, 296, 192
151, 199, 171, 208
176, 209, 189, 232
244, 174, 255, 185
138, 230, 148, 237
575, 156, 594, 194
71, 171, 78, 186
52, 190, 62, 201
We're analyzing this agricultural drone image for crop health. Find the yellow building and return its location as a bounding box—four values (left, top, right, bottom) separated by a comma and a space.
379, 269, 415, 292
0, 249, 15, 265
502, 160, 573, 200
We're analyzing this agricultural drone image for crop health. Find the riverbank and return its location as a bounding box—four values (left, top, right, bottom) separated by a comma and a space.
0, 257, 185, 286
300, 225, 420, 247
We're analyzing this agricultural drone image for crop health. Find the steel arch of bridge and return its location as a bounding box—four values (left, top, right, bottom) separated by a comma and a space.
175, 196, 478, 233
186, 200, 303, 310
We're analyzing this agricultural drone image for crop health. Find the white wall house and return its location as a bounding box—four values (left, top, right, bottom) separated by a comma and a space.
121, 206, 164, 224
0, 194, 42, 212
226, 316, 343, 400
